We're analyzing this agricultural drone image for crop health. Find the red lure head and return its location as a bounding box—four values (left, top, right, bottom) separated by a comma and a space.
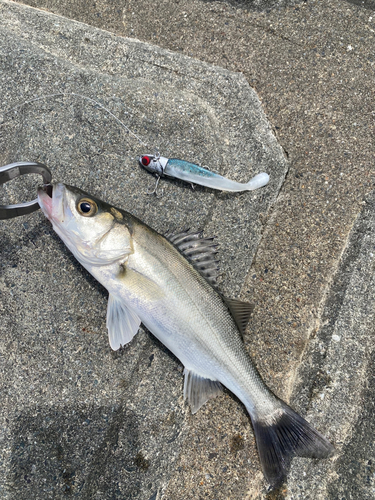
139, 154, 165, 176
140, 155, 151, 167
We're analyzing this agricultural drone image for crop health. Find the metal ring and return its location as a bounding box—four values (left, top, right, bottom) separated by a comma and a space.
0, 162, 52, 219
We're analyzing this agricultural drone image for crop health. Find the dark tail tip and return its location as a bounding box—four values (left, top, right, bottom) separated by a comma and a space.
249, 402, 335, 489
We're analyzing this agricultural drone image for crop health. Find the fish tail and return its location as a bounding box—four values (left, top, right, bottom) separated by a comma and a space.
247, 400, 335, 489
245, 172, 270, 190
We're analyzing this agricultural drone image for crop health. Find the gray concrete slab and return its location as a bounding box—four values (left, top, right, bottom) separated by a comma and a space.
287, 191, 375, 499
0, 1, 287, 499
1, 0, 374, 498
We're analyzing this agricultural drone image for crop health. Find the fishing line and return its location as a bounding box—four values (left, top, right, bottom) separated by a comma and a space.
1, 91, 270, 196
1, 91, 148, 148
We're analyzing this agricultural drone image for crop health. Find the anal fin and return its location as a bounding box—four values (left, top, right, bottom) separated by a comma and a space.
106, 294, 141, 350
183, 369, 222, 414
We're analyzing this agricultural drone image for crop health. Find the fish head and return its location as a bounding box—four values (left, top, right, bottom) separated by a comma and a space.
38, 182, 133, 266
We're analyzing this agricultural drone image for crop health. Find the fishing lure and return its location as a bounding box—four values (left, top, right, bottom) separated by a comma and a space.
139, 154, 270, 195
3, 92, 270, 196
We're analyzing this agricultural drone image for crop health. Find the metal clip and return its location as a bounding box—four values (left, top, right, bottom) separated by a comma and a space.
0, 162, 52, 219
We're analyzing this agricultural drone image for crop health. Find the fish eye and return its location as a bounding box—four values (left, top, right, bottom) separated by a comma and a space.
77, 198, 98, 217
141, 155, 151, 166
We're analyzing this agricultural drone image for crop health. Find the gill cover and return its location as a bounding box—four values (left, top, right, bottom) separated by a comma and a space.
38, 182, 133, 266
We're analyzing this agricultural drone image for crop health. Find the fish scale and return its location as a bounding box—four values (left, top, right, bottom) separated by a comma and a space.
127, 230, 252, 386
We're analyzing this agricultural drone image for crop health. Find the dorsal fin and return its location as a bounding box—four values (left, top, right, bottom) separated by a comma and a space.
222, 297, 254, 337
165, 229, 220, 285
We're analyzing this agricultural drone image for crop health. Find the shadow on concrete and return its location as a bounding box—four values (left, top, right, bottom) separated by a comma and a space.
8, 404, 146, 499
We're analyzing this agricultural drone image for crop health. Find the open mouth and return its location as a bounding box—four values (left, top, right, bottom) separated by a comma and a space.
37, 183, 54, 219
43, 183, 53, 198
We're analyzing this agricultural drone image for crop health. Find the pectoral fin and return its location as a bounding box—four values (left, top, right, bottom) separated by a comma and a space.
183, 369, 222, 414
106, 294, 141, 350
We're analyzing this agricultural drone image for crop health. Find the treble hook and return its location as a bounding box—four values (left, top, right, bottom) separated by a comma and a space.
146, 175, 164, 198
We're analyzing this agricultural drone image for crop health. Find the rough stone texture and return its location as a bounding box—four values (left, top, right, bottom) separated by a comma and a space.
0, 1, 286, 499
1, 0, 374, 498
0, 0, 287, 295
287, 191, 375, 499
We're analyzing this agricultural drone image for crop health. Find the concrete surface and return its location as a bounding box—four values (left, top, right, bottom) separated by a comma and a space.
287, 191, 375, 499
0, 0, 374, 498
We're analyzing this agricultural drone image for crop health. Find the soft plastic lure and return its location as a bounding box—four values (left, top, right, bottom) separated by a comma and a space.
139, 154, 270, 195
4, 92, 270, 196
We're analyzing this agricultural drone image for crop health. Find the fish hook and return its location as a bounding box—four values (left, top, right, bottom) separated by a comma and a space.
146, 175, 164, 198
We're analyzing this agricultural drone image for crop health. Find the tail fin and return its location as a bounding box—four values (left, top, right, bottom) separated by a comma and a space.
248, 401, 335, 489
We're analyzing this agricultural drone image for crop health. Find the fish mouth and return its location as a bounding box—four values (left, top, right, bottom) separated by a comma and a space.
43, 183, 53, 199
37, 183, 53, 219
37, 182, 65, 222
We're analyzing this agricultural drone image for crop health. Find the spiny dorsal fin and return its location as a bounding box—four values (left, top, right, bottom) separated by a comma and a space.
222, 297, 254, 337
183, 368, 222, 414
165, 229, 220, 285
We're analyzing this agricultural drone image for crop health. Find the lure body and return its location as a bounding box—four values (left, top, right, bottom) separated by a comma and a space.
139, 155, 269, 192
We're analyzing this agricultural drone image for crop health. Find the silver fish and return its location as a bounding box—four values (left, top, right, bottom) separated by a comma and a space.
37, 182, 334, 489
139, 154, 270, 195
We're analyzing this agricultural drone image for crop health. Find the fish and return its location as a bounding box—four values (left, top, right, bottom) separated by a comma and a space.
139, 154, 270, 195
37, 182, 335, 489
